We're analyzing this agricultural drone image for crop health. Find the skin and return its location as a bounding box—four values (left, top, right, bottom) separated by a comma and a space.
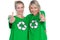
9, 3, 24, 23
30, 4, 40, 16
16, 3, 24, 15
29, 4, 46, 32
29, 4, 45, 22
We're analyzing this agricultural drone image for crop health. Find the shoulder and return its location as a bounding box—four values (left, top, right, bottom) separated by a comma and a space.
14, 16, 16, 18
26, 14, 32, 17
26, 14, 32, 18
24, 14, 32, 22
40, 10, 45, 13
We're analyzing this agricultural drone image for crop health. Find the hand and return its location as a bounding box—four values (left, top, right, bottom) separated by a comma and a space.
9, 12, 15, 23
40, 14, 45, 22
44, 30, 46, 32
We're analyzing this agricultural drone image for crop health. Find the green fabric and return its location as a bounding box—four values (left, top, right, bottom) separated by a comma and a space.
40, 11, 46, 30
26, 10, 47, 40
40, 11, 47, 40
9, 23, 12, 29
8, 10, 47, 40
8, 16, 12, 29
8, 16, 28, 40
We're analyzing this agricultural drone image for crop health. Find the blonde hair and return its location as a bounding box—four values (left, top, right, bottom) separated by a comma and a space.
29, 0, 40, 11
15, 1, 24, 9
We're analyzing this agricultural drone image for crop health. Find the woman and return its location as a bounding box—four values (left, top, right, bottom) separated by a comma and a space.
8, 1, 29, 40
26, 0, 47, 40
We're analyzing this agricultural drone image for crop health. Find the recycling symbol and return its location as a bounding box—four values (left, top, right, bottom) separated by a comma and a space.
17, 21, 27, 30
30, 20, 38, 28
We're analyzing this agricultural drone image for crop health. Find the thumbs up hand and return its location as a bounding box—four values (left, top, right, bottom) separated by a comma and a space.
9, 12, 15, 23
40, 14, 45, 22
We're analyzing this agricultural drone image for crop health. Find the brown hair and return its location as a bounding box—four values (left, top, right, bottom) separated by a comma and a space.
15, 1, 24, 9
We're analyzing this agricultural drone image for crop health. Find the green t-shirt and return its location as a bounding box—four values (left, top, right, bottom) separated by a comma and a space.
8, 16, 29, 40
26, 11, 47, 40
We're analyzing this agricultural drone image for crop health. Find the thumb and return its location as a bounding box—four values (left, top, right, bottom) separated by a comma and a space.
12, 12, 14, 17
40, 12, 42, 18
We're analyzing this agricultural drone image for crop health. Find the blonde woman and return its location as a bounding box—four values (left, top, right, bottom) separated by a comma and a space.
8, 1, 29, 40
26, 0, 47, 40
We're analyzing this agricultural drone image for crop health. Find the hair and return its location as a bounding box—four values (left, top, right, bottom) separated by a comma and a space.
15, 1, 24, 9
29, 0, 40, 11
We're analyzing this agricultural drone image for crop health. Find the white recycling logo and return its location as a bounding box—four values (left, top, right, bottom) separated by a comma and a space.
30, 20, 38, 28
17, 21, 27, 30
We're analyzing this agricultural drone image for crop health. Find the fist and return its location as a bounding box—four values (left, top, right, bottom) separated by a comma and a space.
40, 14, 45, 22
9, 12, 15, 23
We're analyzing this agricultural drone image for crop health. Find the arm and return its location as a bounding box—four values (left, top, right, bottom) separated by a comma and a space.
8, 12, 15, 29
40, 11, 46, 31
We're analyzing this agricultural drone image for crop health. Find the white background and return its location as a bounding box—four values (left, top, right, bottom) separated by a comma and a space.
0, 0, 60, 40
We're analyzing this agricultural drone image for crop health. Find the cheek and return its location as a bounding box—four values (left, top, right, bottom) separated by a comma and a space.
20, 8, 24, 12
35, 9, 39, 13
21, 8, 24, 11
16, 8, 20, 11
35, 8, 39, 11
30, 9, 33, 12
